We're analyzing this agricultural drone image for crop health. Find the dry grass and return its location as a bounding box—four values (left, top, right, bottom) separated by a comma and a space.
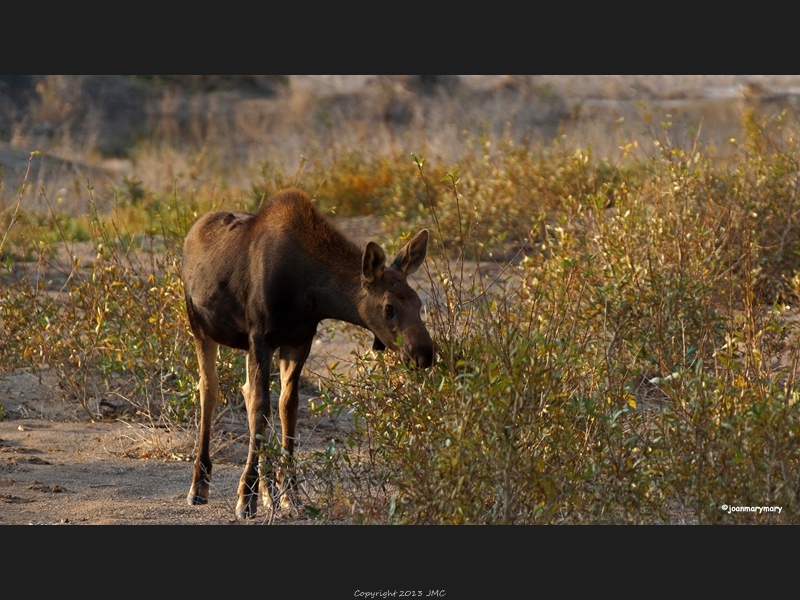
5, 75, 800, 217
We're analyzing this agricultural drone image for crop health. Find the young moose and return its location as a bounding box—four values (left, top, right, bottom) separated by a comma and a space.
182, 189, 434, 519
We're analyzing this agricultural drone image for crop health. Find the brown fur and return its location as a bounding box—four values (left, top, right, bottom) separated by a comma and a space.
182, 189, 433, 519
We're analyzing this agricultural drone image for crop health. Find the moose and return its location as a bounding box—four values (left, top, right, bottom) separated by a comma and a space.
182, 188, 434, 519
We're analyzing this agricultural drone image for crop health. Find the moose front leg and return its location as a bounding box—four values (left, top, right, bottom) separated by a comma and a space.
237, 340, 275, 520
276, 341, 312, 513
187, 334, 219, 506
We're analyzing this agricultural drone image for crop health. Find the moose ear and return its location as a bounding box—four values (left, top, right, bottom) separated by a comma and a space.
390, 229, 429, 275
362, 241, 386, 286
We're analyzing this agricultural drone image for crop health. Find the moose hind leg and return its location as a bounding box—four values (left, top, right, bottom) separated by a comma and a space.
276, 341, 312, 513
188, 335, 219, 506
236, 342, 274, 519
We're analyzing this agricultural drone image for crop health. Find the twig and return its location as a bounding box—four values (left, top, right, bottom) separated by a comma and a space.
0, 151, 39, 256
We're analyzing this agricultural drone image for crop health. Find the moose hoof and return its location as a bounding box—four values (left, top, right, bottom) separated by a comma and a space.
235, 495, 258, 520
187, 487, 209, 506
280, 491, 303, 516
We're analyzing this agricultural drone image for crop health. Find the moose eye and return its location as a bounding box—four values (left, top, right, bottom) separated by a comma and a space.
384, 304, 395, 319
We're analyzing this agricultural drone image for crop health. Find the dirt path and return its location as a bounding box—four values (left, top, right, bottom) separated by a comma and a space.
0, 342, 359, 525
1, 419, 244, 524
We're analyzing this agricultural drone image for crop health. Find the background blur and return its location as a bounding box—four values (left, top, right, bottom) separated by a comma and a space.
4, 75, 800, 213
